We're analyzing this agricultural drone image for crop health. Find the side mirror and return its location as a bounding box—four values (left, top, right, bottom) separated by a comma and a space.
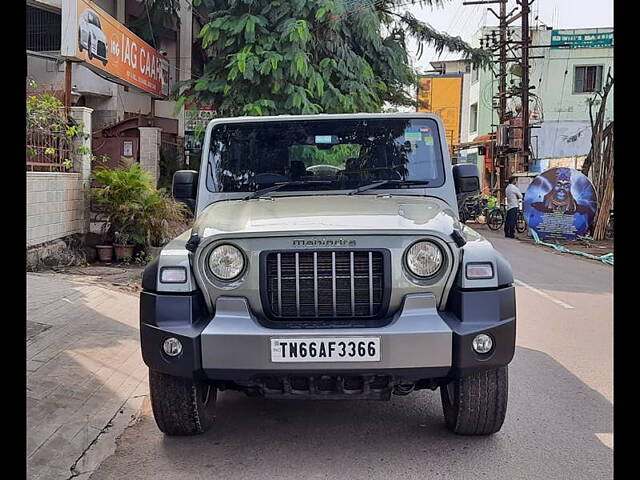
452, 163, 480, 194
172, 170, 198, 213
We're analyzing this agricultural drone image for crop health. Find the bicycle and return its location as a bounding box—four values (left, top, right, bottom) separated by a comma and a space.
459, 193, 498, 225
459, 194, 485, 224
487, 204, 527, 233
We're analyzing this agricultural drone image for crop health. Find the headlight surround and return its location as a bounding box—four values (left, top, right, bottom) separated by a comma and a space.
405, 240, 443, 278
208, 244, 245, 280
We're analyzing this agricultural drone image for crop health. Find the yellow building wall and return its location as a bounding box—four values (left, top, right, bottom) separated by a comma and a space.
417, 76, 463, 147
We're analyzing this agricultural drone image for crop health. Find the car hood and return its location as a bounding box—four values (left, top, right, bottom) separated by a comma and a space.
193, 194, 463, 238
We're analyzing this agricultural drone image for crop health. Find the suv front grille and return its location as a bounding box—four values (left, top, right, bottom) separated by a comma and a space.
263, 251, 385, 320
97, 41, 107, 58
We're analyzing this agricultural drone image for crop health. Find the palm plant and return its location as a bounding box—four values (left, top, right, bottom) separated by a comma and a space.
90, 163, 155, 245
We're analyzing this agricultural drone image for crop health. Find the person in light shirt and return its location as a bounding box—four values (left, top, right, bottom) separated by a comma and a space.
505, 176, 522, 238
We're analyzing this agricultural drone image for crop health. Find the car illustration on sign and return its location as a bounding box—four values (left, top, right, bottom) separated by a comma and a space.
78, 9, 108, 66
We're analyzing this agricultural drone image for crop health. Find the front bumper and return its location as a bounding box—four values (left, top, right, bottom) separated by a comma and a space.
140, 287, 516, 382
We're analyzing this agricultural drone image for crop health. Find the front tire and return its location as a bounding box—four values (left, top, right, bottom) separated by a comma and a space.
440, 366, 508, 435
149, 370, 217, 436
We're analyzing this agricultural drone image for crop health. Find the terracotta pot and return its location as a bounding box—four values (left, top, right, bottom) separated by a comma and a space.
113, 244, 135, 261
96, 245, 114, 263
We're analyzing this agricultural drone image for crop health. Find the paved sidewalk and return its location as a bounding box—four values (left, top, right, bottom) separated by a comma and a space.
27, 272, 148, 480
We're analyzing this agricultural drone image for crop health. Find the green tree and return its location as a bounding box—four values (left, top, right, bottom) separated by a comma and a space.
127, 0, 180, 48
179, 0, 488, 116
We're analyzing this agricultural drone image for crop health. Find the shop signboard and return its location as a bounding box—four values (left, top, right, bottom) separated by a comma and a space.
523, 167, 597, 241
61, 0, 169, 98
550, 30, 613, 49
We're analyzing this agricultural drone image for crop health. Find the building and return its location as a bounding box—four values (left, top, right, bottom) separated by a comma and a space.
26, 0, 194, 181
464, 25, 613, 187
26, 0, 197, 255
417, 59, 496, 192
417, 60, 471, 153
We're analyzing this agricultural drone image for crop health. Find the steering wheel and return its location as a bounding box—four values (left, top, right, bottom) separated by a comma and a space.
251, 173, 288, 186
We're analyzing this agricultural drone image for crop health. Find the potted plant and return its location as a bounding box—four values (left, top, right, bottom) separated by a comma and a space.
141, 190, 190, 259
89, 163, 152, 262
94, 220, 114, 262
113, 231, 136, 261
95, 243, 114, 262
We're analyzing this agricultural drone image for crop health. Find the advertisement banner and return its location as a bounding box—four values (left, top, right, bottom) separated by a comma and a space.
417, 75, 462, 146
61, 0, 169, 98
523, 168, 597, 241
551, 30, 613, 49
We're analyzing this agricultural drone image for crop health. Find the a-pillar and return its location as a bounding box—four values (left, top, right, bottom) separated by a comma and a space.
138, 127, 162, 187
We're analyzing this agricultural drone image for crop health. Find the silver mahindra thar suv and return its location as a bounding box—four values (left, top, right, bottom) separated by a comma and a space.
140, 113, 516, 436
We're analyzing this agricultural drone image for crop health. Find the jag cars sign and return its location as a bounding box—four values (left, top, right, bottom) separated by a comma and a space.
523, 168, 597, 241
61, 0, 169, 98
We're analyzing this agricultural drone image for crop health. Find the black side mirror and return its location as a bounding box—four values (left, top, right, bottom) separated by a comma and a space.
452, 163, 480, 194
172, 170, 198, 213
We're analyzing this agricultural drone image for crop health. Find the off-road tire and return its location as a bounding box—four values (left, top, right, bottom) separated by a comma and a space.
149, 369, 217, 436
440, 366, 508, 435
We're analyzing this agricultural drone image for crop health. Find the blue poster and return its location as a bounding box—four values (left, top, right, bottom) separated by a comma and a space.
523, 168, 597, 241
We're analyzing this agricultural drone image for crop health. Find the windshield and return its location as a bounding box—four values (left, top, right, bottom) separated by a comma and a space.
205, 118, 445, 194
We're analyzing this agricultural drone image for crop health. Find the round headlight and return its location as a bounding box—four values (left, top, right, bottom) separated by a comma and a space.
208, 244, 245, 280
405, 241, 443, 278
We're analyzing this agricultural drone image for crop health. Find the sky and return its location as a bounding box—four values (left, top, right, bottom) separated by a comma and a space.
402, 0, 614, 72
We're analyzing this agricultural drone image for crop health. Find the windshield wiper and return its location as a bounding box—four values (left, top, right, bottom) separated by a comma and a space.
348, 179, 430, 195
243, 180, 333, 200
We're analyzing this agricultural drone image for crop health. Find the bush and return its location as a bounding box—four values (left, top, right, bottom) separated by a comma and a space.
90, 163, 189, 247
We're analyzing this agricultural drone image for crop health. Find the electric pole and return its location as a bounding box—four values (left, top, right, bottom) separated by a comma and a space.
465, 0, 535, 200
518, 0, 532, 172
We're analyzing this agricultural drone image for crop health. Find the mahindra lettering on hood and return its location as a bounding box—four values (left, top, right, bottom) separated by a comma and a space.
61, 0, 169, 98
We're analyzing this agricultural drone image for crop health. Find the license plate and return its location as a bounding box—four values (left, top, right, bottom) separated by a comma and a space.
270, 337, 381, 363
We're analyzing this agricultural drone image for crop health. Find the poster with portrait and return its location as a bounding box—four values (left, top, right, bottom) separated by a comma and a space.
523, 168, 597, 241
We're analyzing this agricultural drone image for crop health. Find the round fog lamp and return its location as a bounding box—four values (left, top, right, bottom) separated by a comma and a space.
163, 337, 183, 357
472, 334, 493, 354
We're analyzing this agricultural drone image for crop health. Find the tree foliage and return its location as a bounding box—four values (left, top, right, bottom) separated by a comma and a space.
180, 0, 489, 116
127, 0, 181, 48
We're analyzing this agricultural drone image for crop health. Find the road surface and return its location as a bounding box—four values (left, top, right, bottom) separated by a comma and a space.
90, 227, 613, 480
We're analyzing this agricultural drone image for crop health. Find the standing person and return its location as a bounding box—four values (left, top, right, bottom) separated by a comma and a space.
505, 176, 522, 238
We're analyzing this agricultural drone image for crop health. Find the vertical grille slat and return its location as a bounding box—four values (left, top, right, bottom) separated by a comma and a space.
313, 252, 319, 317
277, 253, 282, 316
350, 252, 355, 316
265, 250, 385, 321
369, 251, 373, 316
295, 252, 300, 317
332, 252, 337, 317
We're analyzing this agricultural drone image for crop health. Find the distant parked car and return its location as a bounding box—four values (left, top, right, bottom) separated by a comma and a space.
78, 9, 108, 66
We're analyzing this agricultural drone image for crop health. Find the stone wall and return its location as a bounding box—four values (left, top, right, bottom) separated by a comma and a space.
27, 173, 86, 247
